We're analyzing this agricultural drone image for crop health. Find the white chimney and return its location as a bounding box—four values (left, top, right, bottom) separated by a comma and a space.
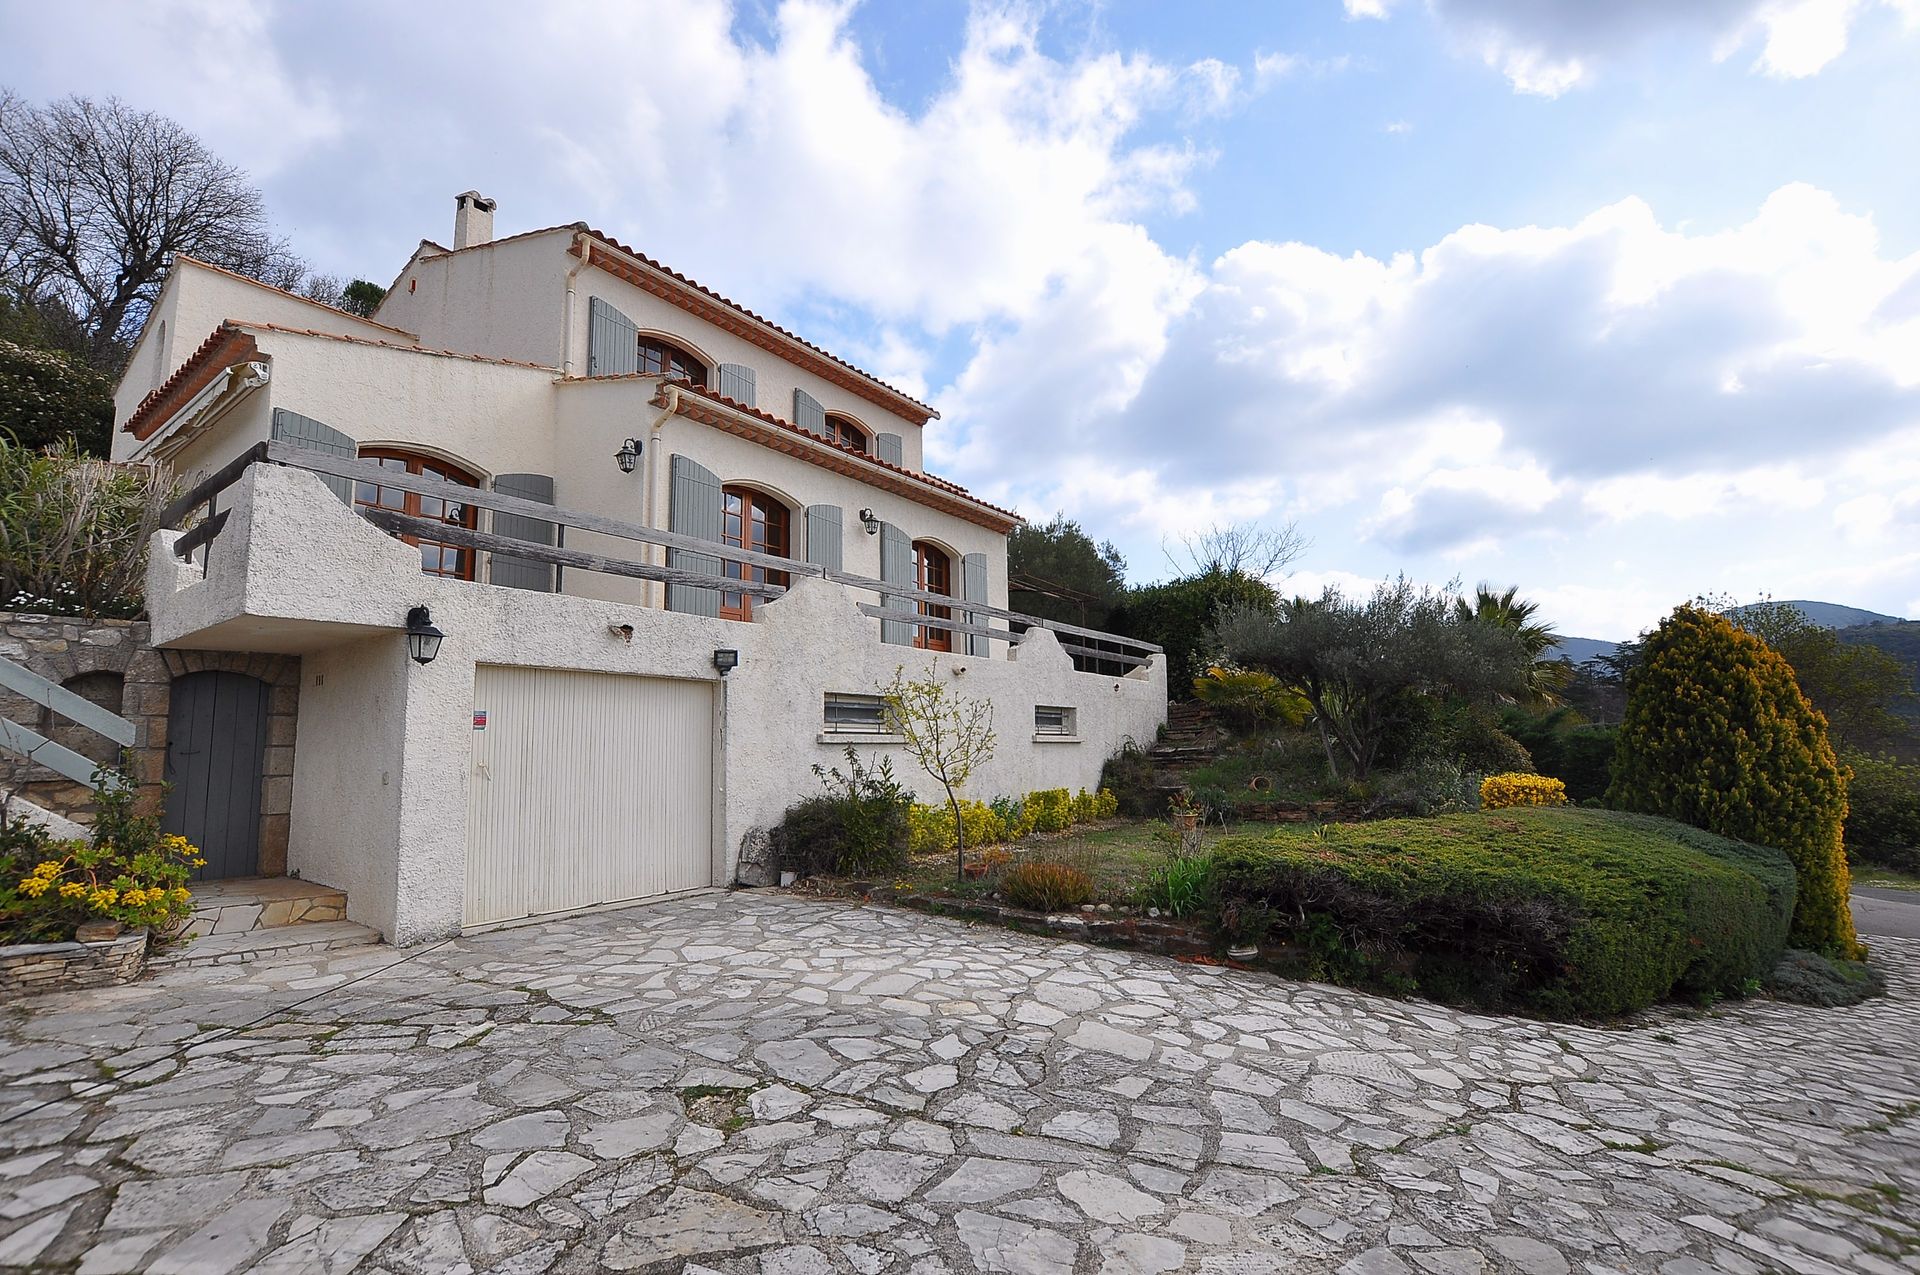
453, 191, 497, 249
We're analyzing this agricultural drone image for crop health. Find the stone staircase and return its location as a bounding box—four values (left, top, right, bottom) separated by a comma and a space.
152, 877, 381, 967
1148, 702, 1220, 773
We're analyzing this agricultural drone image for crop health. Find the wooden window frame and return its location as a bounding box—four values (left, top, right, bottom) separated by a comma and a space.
822, 412, 869, 453
719, 485, 792, 621
353, 448, 481, 580
913, 540, 953, 652
637, 335, 708, 388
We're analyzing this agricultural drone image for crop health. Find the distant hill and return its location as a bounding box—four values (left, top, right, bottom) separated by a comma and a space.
1734, 600, 1908, 629
1549, 636, 1619, 666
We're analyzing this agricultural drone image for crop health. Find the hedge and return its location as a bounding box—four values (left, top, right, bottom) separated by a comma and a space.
1208, 807, 1795, 1017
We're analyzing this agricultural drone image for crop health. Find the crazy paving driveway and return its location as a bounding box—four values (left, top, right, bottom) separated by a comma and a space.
2, 895, 1917, 1275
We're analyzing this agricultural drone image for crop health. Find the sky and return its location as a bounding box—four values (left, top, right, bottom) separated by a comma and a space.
4, 0, 1919, 639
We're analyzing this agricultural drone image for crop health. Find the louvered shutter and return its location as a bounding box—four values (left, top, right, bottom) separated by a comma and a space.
875, 433, 904, 466
879, 522, 915, 646
961, 552, 990, 657
587, 297, 640, 377
805, 505, 842, 573
714, 363, 757, 407
489, 474, 556, 592
269, 409, 354, 505
793, 388, 826, 435
665, 455, 723, 616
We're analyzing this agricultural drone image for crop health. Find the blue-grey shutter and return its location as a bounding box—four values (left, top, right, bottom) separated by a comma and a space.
714, 363, 756, 407
961, 552, 989, 657
879, 522, 915, 646
587, 297, 640, 377
793, 388, 826, 435
875, 433, 904, 466
805, 504, 842, 574
269, 409, 354, 505
665, 455, 723, 616
489, 473, 556, 592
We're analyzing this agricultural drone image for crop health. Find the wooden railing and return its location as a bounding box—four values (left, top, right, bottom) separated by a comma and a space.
164, 441, 1161, 671
0, 655, 135, 791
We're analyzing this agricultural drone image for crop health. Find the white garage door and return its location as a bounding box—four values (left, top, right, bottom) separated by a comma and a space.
466, 665, 715, 926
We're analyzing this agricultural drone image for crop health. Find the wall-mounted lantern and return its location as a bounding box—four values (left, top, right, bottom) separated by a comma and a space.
614, 438, 642, 474
858, 508, 880, 536
712, 648, 739, 676
405, 605, 445, 666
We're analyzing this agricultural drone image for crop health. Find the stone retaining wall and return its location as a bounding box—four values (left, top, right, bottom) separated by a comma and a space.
0, 612, 300, 874
0, 929, 148, 996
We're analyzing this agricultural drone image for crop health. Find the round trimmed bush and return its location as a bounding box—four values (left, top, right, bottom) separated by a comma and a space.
1608, 605, 1860, 957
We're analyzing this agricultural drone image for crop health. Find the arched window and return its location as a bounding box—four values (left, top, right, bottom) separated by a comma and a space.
637, 336, 708, 387
720, 486, 791, 621
914, 540, 953, 651
354, 449, 481, 580
822, 413, 868, 453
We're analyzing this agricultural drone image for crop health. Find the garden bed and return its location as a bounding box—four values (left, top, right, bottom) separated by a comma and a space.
0, 928, 148, 996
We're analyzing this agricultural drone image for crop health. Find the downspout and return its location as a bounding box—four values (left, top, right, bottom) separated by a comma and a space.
642, 385, 681, 607
561, 232, 591, 377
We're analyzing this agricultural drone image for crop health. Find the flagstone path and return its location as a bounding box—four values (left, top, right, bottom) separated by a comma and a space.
1, 892, 1916, 1273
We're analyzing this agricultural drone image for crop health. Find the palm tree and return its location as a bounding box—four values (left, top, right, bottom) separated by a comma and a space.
1455, 585, 1572, 707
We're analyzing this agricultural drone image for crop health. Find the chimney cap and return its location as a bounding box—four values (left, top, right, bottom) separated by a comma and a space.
455, 190, 497, 212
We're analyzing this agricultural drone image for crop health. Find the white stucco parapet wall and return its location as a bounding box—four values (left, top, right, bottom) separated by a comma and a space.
147, 465, 1167, 945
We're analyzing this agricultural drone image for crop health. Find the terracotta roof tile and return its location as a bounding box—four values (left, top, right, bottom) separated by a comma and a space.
574, 231, 938, 424
123, 324, 259, 441
652, 378, 1016, 530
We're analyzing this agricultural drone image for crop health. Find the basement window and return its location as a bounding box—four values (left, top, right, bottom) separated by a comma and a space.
1034, 705, 1076, 737
824, 693, 890, 734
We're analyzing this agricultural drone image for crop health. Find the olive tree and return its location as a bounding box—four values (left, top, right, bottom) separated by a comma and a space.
1214, 577, 1527, 780
882, 664, 996, 883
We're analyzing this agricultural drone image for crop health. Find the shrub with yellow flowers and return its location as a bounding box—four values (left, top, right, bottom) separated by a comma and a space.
2, 763, 203, 944
1479, 772, 1569, 810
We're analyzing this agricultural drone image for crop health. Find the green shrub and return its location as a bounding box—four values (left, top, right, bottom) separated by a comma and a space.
1207, 807, 1794, 1016
1193, 665, 1308, 735
1002, 861, 1094, 912
1022, 789, 1073, 835
0, 438, 174, 618
1099, 744, 1163, 817
1765, 949, 1884, 1007
1440, 705, 1535, 775
1609, 605, 1859, 957
1135, 854, 1211, 917
775, 750, 910, 877
1504, 709, 1617, 802
907, 799, 1009, 856
1842, 752, 1920, 872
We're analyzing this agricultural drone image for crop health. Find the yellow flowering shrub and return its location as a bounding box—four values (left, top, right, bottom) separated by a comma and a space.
2, 768, 203, 943
906, 786, 1122, 855
907, 800, 1010, 855
1480, 773, 1569, 810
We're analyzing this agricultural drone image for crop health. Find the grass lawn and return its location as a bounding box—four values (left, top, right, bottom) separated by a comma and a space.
1853, 865, 1920, 892
884, 818, 1225, 906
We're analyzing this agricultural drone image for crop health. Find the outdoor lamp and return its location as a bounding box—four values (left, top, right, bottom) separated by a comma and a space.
859, 508, 880, 535
614, 438, 642, 473
405, 605, 445, 666
712, 648, 739, 676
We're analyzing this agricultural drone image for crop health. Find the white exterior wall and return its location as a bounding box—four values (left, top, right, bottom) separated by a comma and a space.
375, 230, 929, 470
112, 260, 417, 451
145, 466, 1164, 945
373, 233, 572, 370
551, 379, 1006, 612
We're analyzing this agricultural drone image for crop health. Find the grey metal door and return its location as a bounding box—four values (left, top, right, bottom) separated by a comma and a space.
162, 671, 269, 880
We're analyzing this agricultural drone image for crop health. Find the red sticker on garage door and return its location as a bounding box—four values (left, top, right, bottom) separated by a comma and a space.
473, 710, 487, 730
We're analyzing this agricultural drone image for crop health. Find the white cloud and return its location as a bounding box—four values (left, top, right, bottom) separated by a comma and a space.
1361, 0, 1915, 94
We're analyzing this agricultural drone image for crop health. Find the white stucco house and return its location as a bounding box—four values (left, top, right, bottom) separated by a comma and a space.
110, 193, 1166, 945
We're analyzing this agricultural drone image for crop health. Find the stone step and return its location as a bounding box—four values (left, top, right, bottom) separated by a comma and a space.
185, 877, 349, 936
149, 921, 383, 969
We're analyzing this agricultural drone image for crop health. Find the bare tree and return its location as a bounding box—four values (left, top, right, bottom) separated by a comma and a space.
881, 663, 997, 884
0, 92, 304, 369
1164, 521, 1307, 581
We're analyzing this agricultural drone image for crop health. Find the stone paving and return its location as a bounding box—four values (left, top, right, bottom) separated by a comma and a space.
1, 892, 1917, 1275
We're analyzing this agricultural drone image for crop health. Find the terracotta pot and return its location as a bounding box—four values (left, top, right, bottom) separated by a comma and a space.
1172, 812, 1200, 833
962, 862, 988, 879
76, 919, 123, 944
